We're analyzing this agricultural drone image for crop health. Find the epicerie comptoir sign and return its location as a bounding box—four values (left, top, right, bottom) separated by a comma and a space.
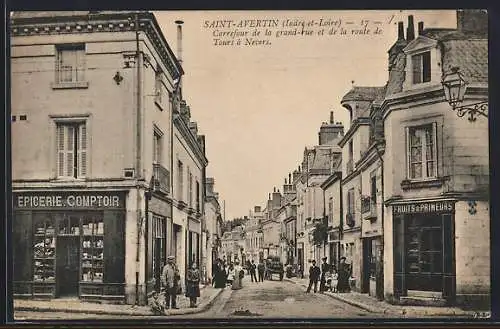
13, 191, 125, 209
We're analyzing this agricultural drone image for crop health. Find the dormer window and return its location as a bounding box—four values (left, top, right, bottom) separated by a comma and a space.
412, 51, 431, 84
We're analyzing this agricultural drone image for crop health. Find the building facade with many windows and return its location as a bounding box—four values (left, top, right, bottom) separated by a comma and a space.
10, 11, 208, 306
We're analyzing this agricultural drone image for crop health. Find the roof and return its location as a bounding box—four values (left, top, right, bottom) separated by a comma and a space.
341, 87, 386, 103
422, 28, 487, 41
309, 146, 342, 172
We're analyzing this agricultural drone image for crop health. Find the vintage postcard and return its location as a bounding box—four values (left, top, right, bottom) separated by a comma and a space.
8, 9, 490, 322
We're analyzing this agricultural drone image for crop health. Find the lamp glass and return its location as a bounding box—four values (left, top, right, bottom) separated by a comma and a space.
442, 70, 467, 106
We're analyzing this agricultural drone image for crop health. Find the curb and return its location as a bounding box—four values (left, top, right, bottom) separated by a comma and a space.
284, 278, 475, 318
14, 288, 224, 317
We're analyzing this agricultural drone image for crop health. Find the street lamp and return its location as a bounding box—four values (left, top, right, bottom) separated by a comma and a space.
441, 67, 488, 122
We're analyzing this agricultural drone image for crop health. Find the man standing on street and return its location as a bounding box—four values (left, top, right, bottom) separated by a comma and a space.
320, 257, 329, 292
257, 260, 265, 282
250, 260, 258, 283
161, 255, 180, 309
306, 260, 320, 293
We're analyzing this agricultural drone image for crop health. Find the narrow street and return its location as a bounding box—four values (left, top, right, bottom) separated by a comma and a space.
198, 279, 381, 318
14, 280, 382, 320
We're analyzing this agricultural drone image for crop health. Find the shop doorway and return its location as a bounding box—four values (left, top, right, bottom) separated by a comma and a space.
56, 236, 80, 297
405, 215, 443, 292
362, 239, 372, 293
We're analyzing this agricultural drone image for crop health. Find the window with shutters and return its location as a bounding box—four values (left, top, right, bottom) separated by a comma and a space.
411, 51, 431, 84
188, 170, 193, 207
54, 44, 87, 87
177, 160, 184, 201
56, 122, 87, 178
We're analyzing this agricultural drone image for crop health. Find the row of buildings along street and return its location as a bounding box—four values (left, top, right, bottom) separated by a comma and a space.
11, 11, 225, 306
220, 10, 489, 310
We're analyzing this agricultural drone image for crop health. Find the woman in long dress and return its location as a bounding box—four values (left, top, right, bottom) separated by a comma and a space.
213, 260, 226, 288
185, 262, 201, 307
232, 261, 244, 290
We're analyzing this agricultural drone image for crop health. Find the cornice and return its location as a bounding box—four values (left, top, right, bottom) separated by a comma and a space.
338, 117, 371, 147
174, 114, 209, 167
356, 141, 385, 171
10, 12, 183, 80
320, 171, 342, 189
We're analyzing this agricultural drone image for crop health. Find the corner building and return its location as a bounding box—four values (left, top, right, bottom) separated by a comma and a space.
10, 11, 207, 305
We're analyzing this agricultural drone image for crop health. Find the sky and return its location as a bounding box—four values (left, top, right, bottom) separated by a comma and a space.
154, 10, 457, 221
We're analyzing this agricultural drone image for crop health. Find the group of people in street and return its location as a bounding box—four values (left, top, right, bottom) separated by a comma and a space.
212, 258, 245, 290
306, 256, 351, 294
160, 255, 201, 310
246, 259, 266, 282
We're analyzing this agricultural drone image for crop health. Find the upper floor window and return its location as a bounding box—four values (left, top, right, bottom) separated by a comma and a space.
177, 160, 184, 201
347, 188, 355, 216
406, 123, 437, 180
56, 44, 86, 84
411, 51, 431, 84
188, 170, 193, 207
370, 174, 377, 202
153, 130, 162, 164
57, 122, 87, 178
196, 180, 200, 212
155, 67, 164, 106
328, 197, 333, 226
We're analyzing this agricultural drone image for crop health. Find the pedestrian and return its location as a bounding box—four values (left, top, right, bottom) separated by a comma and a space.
337, 257, 351, 293
232, 260, 244, 290
185, 261, 201, 308
161, 255, 180, 310
257, 260, 265, 282
320, 257, 329, 292
246, 260, 251, 275
306, 260, 320, 293
331, 268, 339, 293
226, 263, 235, 286
250, 260, 258, 283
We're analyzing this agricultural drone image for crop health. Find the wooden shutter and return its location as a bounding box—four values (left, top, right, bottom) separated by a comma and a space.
56, 125, 66, 177
405, 127, 410, 179
66, 125, 75, 177
393, 214, 405, 297
75, 47, 85, 82
442, 213, 455, 301
422, 52, 431, 83
78, 124, 87, 177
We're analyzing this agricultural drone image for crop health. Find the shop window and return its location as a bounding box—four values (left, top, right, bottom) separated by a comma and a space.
406, 123, 437, 180
56, 122, 87, 179
411, 51, 431, 84
33, 214, 56, 282
55, 44, 86, 85
81, 215, 104, 283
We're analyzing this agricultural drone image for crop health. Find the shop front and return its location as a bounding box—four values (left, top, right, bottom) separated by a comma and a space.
392, 199, 455, 303
12, 190, 126, 303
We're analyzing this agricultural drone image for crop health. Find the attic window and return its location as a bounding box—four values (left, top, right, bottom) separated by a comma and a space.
412, 51, 431, 84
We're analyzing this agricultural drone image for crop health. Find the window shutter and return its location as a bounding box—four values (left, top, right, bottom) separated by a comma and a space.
433, 122, 438, 177
405, 127, 410, 179
78, 124, 87, 177
76, 48, 85, 82
422, 52, 431, 83
57, 125, 66, 177
66, 125, 74, 177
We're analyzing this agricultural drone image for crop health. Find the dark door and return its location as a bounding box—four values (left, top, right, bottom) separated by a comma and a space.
56, 236, 80, 297
362, 239, 371, 293
405, 215, 443, 292
154, 238, 162, 292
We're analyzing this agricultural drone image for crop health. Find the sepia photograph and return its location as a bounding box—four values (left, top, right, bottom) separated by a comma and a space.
8, 8, 491, 322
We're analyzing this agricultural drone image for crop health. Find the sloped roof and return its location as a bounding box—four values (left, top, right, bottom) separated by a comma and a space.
310, 146, 341, 172
422, 28, 487, 41
341, 87, 386, 103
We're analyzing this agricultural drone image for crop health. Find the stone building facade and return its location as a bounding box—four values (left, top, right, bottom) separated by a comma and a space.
10, 11, 208, 305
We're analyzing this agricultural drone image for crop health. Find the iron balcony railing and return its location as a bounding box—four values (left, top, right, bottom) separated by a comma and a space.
153, 163, 170, 195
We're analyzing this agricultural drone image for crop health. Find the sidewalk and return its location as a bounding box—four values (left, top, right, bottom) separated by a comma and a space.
14, 284, 223, 317
284, 277, 478, 318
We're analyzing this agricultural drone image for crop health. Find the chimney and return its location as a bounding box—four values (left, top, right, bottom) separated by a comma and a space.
406, 15, 415, 41
273, 187, 276, 193
175, 20, 184, 64
205, 177, 215, 196
319, 113, 345, 145
268, 193, 271, 200
288, 173, 292, 183
329, 111, 334, 124
397, 21, 405, 40
418, 21, 424, 35
254, 206, 261, 213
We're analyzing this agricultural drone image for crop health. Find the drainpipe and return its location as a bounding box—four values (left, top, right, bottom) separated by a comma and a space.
374, 140, 385, 301
133, 12, 143, 305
